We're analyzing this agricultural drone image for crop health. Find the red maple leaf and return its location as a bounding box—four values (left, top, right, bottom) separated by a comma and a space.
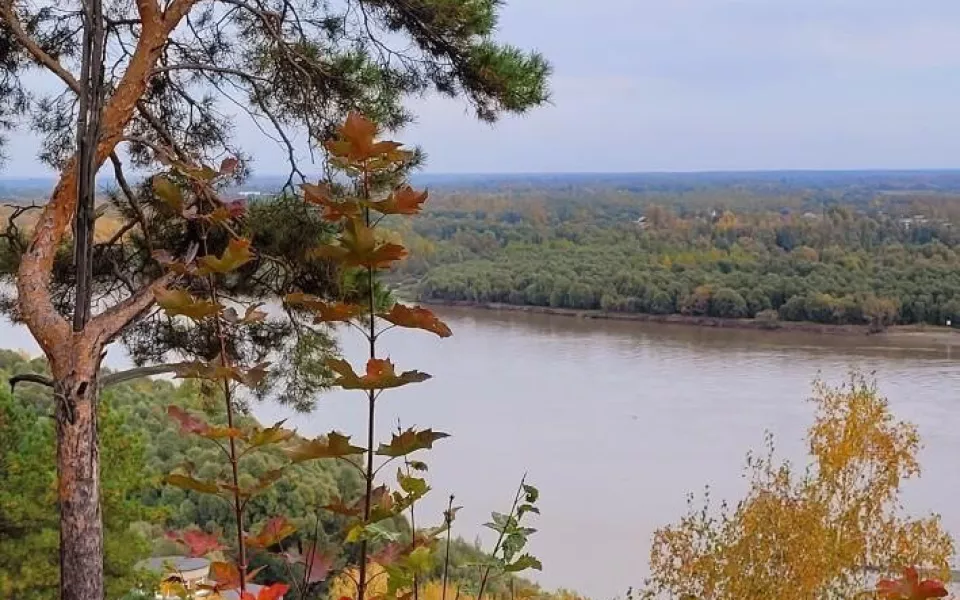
877, 567, 948, 599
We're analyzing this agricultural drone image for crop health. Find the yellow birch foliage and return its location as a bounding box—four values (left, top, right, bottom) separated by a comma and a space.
644, 373, 954, 600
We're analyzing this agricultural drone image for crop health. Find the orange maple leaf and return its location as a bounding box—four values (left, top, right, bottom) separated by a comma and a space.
323, 111, 405, 164
379, 304, 452, 338
284, 293, 362, 323
368, 185, 428, 215
301, 182, 360, 221
326, 358, 430, 390
246, 516, 296, 549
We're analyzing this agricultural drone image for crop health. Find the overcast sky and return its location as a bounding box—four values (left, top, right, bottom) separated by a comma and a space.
8, 0, 960, 176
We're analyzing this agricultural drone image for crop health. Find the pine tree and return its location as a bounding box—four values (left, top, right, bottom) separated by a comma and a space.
0, 1, 550, 597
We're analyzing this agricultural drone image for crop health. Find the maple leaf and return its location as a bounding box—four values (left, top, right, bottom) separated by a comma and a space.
207, 199, 247, 224
220, 156, 240, 175
153, 175, 184, 212
223, 303, 268, 325
247, 421, 294, 448
284, 293, 362, 323
240, 362, 272, 388
209, 561, 241, 590
185, 164, 220, 182
199, 238, 254, 274
164, 473, 220, 495
155, 288, 221, 321
225, 199, 247, 218
310, 218, 408, 269
323, 111, 405, 164
379, 304, 452, 338
284, 431, 366, 463
321, 497, 362, 517
241, 584, 290, 600
167, 529, 225, 557
165, 405, 243, 440
877, 567, 948, 599
290, 545, 336, 583
202, 426, 245, 440
246, 516, 297, 548
153, 249, 195, 275
336, 111, 377, 152
368, 185, 428, 215
167, 405, 210, 435
301, 182, 331, 202
301, 182, 360, 221
174, 359, 269, 388
327, 358, 431, 391
207, 206, 234, 224
376, 428, 450, 457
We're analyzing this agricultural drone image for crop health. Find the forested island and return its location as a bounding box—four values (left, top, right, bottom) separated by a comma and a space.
386, 172, 960, 332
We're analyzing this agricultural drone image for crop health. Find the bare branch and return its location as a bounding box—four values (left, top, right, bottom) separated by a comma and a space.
101, 362, 192, 387
109, 152, 155, 251
152, 63, 272, 83
101, 217, 138, 248
0, 203, 41, 255
9, 373, 54, 391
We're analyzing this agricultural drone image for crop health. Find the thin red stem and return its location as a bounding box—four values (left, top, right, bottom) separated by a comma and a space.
358, 163, 376, 600
203, 219, 247, 594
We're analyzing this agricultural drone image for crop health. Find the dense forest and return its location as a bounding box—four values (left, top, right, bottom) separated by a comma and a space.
0, 350, 551, 600
387, 179, 960, 329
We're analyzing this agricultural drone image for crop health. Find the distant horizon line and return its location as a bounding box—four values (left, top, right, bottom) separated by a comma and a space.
6, 167, 960, 180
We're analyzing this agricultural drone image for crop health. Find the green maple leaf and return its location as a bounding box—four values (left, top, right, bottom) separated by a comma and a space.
376, 428, 450, 457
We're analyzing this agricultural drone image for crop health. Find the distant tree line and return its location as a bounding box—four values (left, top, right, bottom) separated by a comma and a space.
388, 191, 960, 329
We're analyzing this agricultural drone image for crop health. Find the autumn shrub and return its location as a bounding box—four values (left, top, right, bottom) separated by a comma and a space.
642, 373, 954, 600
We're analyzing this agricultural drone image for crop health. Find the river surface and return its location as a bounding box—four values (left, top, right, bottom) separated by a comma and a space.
5, 308, 960, 599
252, 307, 960, 599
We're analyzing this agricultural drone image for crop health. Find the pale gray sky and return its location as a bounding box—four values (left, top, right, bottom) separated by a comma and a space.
8, 0, 960, 176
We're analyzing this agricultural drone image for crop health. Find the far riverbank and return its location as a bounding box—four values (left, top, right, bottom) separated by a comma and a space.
417, 298, 960, 343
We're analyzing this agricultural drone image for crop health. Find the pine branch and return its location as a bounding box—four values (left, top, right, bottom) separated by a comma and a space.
0, 0, 82, 93
100, 362, 194, 387
9, 373, 55, 391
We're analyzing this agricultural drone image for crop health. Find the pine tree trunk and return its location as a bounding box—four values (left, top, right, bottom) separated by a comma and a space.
54, 367, 104, 600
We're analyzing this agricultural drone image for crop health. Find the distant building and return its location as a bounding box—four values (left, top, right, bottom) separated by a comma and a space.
898, 215, 929, 230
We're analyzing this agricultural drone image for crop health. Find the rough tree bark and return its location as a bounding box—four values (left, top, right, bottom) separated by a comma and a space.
54, 362, 103, 600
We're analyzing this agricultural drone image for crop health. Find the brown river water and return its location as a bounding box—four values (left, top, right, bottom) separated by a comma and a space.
5, 308, 960, 598
254, 307, 960, 599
